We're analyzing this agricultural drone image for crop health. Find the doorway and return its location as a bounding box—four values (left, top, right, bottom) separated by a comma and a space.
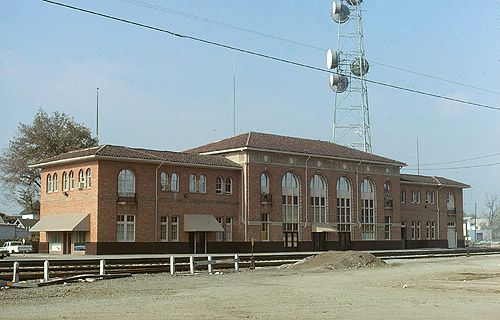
312, 233, 327, 251
338, 232, 351, 251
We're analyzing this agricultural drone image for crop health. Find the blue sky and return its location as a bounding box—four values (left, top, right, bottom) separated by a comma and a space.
1, 1, 499, 215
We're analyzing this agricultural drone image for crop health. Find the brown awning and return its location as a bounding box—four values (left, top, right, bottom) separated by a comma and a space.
183, 214, 224, 232
311, 223, 338, 233
30, 213, 90, 232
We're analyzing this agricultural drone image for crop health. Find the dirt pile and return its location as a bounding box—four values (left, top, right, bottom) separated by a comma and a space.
288, 251, 386, 271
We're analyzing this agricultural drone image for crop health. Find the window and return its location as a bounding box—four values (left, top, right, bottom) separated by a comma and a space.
69, 171, 75, 190
171, 173, 179, 192
215, 217, 224, 242
361, 179, 375, 240
160, 216, 168, 241
282, 172, 299, 246
400, 189, 406, 203
199, 175, 207, 193
431, 222, 436, 239
383, 182, 391, 199
171, 216, 179, 241
310, 174, 327, 223
447, 192, 455, 211
216, 176, 223, 194
117, 214, 135, 242
412, 189, 421, 204
225, 217, 232, 241
225, 177, 232, 194
336, 176, 352, 232
47, 174, 53, 193
160, 172, 169, 191
189, 174, 197, 193
426, 221, 431, 239
85, 169, 91, 189
416, 221, 421, 240
384, 216, 391, 240
260, 173, 269, 195
261, 213, 270, 241
62, 172, 68, 191
411, 221, 416, 240
53, 173, 58, 192
118, 169, 135, 197
78, 169, 85, 187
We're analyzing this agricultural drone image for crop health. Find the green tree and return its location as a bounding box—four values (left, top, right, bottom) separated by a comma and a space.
0, 110, 98, 208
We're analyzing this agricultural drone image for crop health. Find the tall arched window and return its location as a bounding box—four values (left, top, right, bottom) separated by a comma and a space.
400, 189, 406, 203
118, 169, 135, 197
62, 172, 68, 191
53, 173, 58, 192
85, 169, 92, 188
282, 172, 300, 248
310, 174, 327, 223
189, 174, 197, 193
336, 176, 351, 232
260, 173, 269, 195
171, 173, 179, 192
160, 172, 169, 191
225, 177, 232, 194
383, 182, 391, 199
199, 175, 207, 193
361, 178, 375, 240
69, 171, 75, 190
78, 169, 85, 188
216, 176, 223, 194
412, 189, 421, 204
47, 174, 53, 193
447, 192, 455, 211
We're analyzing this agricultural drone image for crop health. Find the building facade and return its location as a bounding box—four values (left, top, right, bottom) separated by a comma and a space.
32, 132, 469, 254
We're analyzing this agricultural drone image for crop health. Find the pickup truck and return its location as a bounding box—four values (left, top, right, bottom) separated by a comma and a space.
1, 241, 33, 254
0, 247, 9, 259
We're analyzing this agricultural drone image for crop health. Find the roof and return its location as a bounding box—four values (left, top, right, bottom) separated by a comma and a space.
400, 174, 470, 188
186, 132, 406, 166
15, 219, 39, 228
183, 214, 224, 232
31, 213, 90, 232
32, 145, 241, 169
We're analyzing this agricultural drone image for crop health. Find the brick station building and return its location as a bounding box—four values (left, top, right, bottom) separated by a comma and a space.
31, 132, 469, 254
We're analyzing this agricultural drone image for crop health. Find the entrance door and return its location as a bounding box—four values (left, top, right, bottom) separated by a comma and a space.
283, 232, 298, 250
401, 227, 407, 249
447, 222, 457, 248
339, 232, 351, 251
64, 232, 72, 254
188, 232, 207, 254
312, 233, 327, 251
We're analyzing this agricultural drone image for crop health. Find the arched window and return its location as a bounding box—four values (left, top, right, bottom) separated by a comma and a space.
361, 178, 375, 240
400, 189, 406, 203
260, 173, 269, 195
47, 174, 53, 193
225, 177, 232, 194
171, 173, 179, 192
282, 172, 300, 247
310, 174, 327, 223
216, 176, 223, 194
53, 173, 58, 192
78, 169, 84, 188
68, 171, 75, 190
62, 171, 68, 191
86, 169, 92, 188
425, 191, 435, 204
199, 175, 207, 193
383, 182, 391, 200
412, 190, 421, 204
337, 176, 351, 232
189, 174, 197, 193
447, 192, 455, 211
118, 169, 135, 197
160, 172, 169, 191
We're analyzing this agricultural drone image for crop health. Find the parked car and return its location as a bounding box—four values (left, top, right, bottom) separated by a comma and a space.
0, 246, 10, 259
1, 241, 33, 254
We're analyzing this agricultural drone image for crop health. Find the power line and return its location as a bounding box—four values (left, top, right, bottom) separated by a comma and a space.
402, 161, 500, 171
120, 0, 500, 96
40, 0, 500, 112
406, 152, 500, 168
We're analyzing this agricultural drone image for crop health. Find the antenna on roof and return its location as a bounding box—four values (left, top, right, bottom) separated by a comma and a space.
96, 87, 100, 144
233, 57, 236, 137
416, 137, 420, 176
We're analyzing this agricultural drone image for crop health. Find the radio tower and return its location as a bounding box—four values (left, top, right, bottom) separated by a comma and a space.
328, 0, 372, 153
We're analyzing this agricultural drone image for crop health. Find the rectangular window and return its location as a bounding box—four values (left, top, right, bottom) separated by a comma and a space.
117, 214, 135, 242
361, 199, 375, 240
411, 221, 416, 240
337, 198, 351, 232
384, 216, 391, 240
261, 213, 270, 241
215, 217, 224, 242
416, 221, 421, 240
171, 216, 179, 241
160, 216, 168, 241
431, 222, 436, 239
426, 221, 431, 240
225, 217, 232, 241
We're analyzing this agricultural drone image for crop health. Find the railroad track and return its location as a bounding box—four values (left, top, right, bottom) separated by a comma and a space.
1, 248, 499, 282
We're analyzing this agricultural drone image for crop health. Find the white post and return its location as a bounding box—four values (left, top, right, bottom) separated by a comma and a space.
207, 255, 213, 274
234, 254, 239, 272
43, 260, 50, 282
170, 256, 175, 275
99, 259, 105, 276
12, 261, 19, 283
189, 256, 195, 274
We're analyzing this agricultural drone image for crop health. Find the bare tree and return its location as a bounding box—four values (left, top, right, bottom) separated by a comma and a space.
484, 194, 500, 239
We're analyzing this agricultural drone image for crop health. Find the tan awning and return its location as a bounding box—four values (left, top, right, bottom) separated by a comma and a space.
184, 214, 224, 232
312, 223, 338, 233
30, 213, 90, 232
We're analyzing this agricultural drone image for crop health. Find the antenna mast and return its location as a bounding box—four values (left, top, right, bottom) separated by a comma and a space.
96, 87, 99, 144
328, 0, 372, 153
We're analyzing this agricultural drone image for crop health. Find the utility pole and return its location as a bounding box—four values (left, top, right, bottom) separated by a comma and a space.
474, 202, 477, 247
96, 87, 100, 144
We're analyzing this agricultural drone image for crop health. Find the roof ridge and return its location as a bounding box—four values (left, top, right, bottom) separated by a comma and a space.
246, 132, 252, 147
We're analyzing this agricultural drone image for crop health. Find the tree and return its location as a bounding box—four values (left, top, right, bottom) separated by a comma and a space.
0, 110, 98, 208
484, 193, 500, 240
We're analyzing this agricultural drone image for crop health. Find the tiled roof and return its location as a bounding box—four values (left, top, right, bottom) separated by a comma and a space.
34, 145, 241, 169
400, 174, 470, 188
186, 132, 406, 166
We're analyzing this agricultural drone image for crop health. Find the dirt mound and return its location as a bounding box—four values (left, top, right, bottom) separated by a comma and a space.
288, 251, 386, 271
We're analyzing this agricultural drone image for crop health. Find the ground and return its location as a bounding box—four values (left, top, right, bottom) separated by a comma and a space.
2, 254, 500, 319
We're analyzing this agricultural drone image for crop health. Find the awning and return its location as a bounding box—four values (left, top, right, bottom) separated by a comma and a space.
312, 223, 338, 233
30, 213, 90, 232
184, 214, 224, 232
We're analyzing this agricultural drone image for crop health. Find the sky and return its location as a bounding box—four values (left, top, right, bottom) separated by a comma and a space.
1, 0, 499, 216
